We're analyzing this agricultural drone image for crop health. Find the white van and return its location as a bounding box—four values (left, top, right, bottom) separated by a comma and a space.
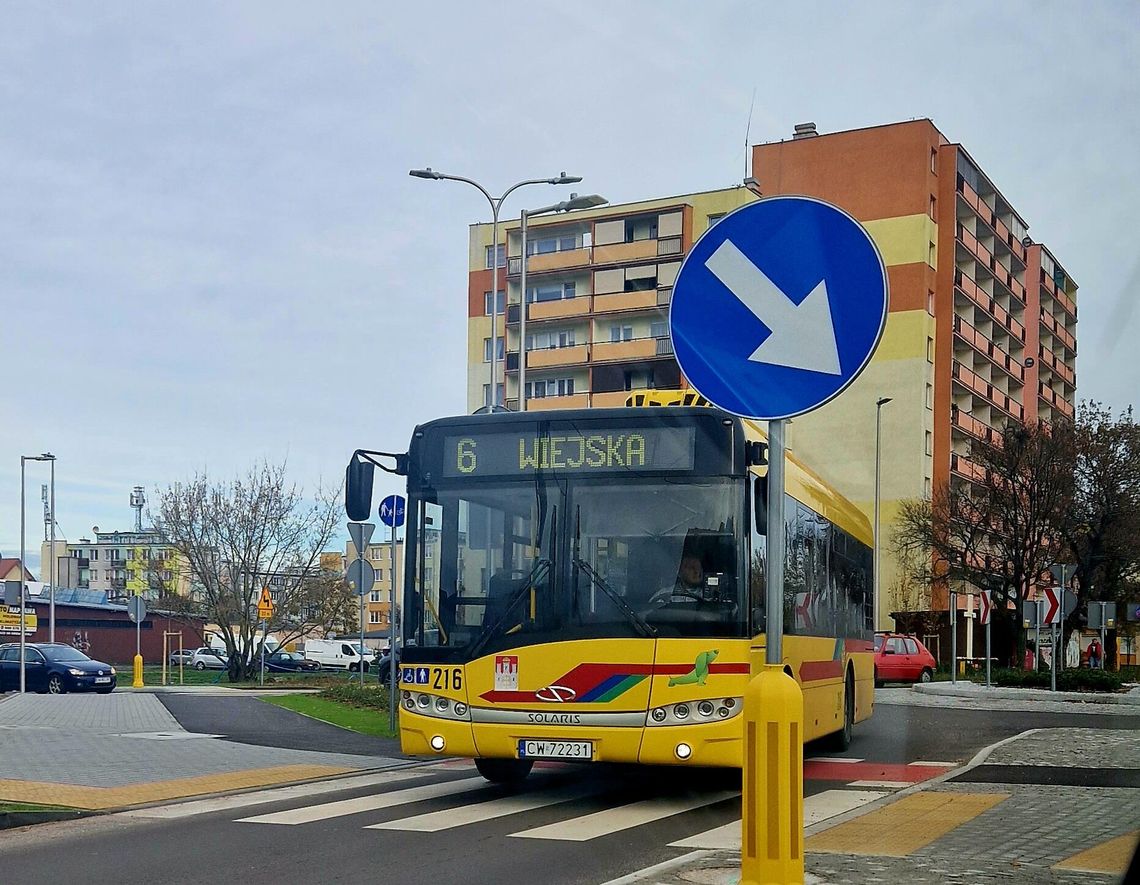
303, 639, 370, 672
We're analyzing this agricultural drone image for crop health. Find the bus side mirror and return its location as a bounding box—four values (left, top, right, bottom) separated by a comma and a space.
345, 456, 375, 522
753, 476, 768, 534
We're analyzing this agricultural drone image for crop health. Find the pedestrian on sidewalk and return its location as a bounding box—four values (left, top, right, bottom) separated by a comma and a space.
1087, 637, 1102, 669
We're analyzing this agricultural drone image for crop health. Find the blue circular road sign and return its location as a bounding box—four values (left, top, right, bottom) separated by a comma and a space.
669, 196, 889, 420
379, 494, 406, 528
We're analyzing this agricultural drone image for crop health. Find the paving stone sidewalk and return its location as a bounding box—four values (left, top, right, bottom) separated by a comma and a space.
0, 692, 408, 809
625, 726, 1139, 884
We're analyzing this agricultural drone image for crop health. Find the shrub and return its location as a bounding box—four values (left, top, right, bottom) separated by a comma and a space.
988, 666, 1123, 692
319, 682, 391, 710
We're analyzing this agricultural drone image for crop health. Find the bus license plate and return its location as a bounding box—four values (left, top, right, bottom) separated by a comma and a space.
518, 739, 592, 760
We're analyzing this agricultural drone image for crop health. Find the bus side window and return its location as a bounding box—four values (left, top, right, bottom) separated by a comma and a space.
749, 475, 767, 634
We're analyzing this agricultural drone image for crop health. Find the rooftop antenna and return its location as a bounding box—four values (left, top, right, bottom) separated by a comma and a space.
42, 484, 50, 542
130, 486, 146, 533
743, 86, 757, 182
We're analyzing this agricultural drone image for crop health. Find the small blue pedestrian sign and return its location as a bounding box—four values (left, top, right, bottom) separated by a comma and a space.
379, 494, 406, 529
669, 196, 889, 420
415, 667, 430, 685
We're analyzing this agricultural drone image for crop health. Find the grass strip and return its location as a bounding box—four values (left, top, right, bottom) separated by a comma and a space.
261, 694, 397, 739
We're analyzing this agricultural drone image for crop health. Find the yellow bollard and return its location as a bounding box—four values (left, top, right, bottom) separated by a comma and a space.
132, 653, 144, 688
741, 664, 804, 885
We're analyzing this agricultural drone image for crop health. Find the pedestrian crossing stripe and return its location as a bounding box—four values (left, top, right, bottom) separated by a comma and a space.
238, 776, 487, 825
511, 791, 739, 842
366, 781, 600, 832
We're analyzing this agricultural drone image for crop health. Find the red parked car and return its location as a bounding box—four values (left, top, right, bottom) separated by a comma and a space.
874, 633, 937, 685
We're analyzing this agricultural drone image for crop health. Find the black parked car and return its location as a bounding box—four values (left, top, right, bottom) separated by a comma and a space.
0, 643, 117, 694
263, 651, 321, 673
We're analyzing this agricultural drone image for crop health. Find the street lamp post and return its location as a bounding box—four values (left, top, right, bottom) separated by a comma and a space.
18, 453, 55, 693
873, 398, 892, 632
519, 193, 608, 411
409, 168, 582, 412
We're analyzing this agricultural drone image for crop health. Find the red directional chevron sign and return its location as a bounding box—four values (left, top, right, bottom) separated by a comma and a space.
1042, 587, 1062, 625
979, 590, 992, 626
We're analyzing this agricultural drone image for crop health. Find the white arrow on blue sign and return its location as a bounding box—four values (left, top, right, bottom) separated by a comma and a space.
669, 196, 889, 420
379, 494, 406, 529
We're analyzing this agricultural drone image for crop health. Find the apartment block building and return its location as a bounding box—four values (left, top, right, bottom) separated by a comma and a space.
463, 119, 1079, 630
41, 528, 187, 600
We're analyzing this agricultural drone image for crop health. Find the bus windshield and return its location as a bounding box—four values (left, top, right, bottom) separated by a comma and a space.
406, 478, 745, 660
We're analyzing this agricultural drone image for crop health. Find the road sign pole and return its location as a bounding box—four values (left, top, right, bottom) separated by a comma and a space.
134, 604, 143, 688
359, 586, 366, 684
1099, 605, 1106, 671
950, 590, 957, 684
389, 519, 399, 732
765, 420, 786, 665
980, 606, 989, 688
1035, 601, 1041, 673
1051, 620, 1057, 691
260, 619, 266, 687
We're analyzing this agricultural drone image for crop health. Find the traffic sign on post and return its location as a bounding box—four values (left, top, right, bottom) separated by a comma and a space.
347, 559, 375, 597
670, 196, 889, 420
379, 495, 406, 528
347, 521, 376, 557
1042, 588, 1062, 626
257, 587, 274, 620
127, 596, 147, 624
979, 590, 991, 626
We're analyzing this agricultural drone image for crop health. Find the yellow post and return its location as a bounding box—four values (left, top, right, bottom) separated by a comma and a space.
741, 664, 804, 885
132, 654, 144, 688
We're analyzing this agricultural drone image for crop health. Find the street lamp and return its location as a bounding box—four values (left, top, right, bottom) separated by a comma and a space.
519, 193, 608, 411
19, 452, 55, 693
409, 168, 582, 412
873, 398, 892, 632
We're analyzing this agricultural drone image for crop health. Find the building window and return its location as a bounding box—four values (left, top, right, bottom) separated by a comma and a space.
927, 289, 935, 315
925, 431, 933, 456
369, 611, 380, 625
609, 325, 634, 342
526, 233, 584, 255
930, 148, 937, 174
707, 213, 726, 228
625, 216, 658, 243
650, 320, 668, 339
484, 244, 505, 269
527, 281, 575, 303
526, 329, 575, 351
927, 336, 934, 362
91, 549, 98, 560
924, 477, 932, 497
482, 336, 505, 362
483, 383, 506, 407
483, 290, 506, 315
928, 242, 936, 267
925, 383, 934, 409
526, 378, 575, 399
370, 591, 380, 603
929, 195, 937, 220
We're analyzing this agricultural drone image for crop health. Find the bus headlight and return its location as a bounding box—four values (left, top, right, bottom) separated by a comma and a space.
401, 691, 471, 722
646, 697, 744, 726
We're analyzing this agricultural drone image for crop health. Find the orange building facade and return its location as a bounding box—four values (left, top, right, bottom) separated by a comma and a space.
463, 120, 1079, 632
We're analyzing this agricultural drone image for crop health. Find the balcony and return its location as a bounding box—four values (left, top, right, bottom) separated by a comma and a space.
951, 452, 988, 483
526, 393, 589, 411
592, 337, 665, 363
591, 390, 638, 407
527, 297, 593, 321
954, 269, 1026, 342
507, 247, 593, 276
1037, 346, 1076, 386
593, 290, 660, 314
952, 315, 1024, 383
952, 361, 1024, 421
526, 344, 589, 369
951, 407, 1000, 447
1039, 383, 1075, 418
1040, 309, 1076, 353
592, 239, 660, 266
1040, 277, 1077, 321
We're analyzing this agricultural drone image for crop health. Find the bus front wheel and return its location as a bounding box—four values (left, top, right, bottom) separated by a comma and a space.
475, 758, 533, 785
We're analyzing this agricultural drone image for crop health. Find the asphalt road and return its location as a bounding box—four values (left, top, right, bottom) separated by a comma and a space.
2, 701, 1136, 885
158, 693, 402, 757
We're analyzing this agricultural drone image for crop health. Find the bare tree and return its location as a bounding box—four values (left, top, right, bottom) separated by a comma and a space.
1060, 401, 1140, 667
895, 420, 1073, 664
153, 461, 352, 681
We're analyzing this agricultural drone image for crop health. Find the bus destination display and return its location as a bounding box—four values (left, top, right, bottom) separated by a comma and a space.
443, 427, 696, 477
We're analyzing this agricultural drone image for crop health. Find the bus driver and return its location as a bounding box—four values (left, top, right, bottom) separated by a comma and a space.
646, 554, 706, 607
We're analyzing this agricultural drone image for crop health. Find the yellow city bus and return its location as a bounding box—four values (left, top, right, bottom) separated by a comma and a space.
387, 405, 874, 783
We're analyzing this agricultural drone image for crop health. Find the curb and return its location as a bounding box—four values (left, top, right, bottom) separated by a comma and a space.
914, 682, 1140, 706
0, 809, 98, 831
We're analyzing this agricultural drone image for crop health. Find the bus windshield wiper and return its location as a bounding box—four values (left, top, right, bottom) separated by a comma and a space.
469, 557, 552, 659
572, 557, 657, 639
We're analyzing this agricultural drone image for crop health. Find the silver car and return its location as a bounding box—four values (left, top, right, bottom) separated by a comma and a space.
189, 647, 228, 670
168, 648, 195, 667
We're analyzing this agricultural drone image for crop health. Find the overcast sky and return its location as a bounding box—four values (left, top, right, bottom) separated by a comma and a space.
2, 1, 1137, 572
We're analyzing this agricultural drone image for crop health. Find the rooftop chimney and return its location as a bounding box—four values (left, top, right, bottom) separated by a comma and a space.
793, 122, 819, 139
